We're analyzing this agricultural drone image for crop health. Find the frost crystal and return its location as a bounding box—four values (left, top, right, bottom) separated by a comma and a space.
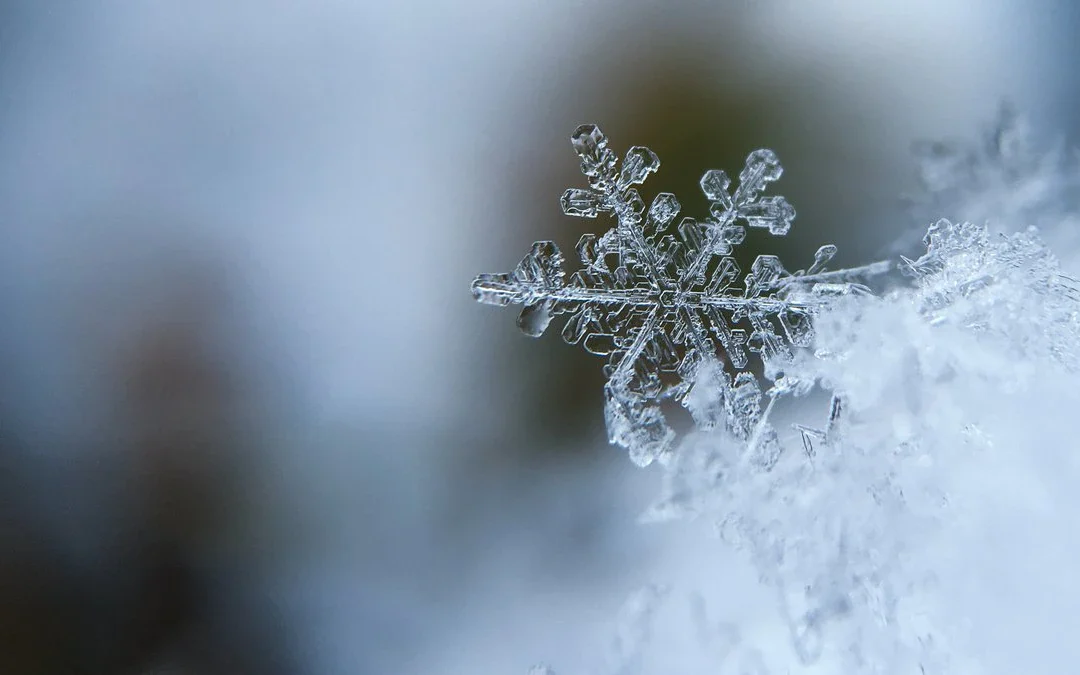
900, 218, 1080, 366
472, 124, 887, 465
903, 102, 1080, 259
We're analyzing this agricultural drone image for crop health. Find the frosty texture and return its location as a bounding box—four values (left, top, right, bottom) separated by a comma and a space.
901, 219, 1080, 367
905, 103, 1080, 261
489, 119, 1080, 675
472, 125, 886, 465
643, 218, 1080, 674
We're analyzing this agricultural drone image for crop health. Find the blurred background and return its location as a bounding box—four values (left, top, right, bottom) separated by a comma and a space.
0, 1, 1075, 673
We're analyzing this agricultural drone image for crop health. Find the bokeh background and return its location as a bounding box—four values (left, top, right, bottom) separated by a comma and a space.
0, 1, 1075, 673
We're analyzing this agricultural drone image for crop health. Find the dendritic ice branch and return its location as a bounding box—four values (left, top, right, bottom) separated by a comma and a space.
472, 124, 889, 465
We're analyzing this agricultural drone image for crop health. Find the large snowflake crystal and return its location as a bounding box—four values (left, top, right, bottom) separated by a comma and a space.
472, 124, 878, 466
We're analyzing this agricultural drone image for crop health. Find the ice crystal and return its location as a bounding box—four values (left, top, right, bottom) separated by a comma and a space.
900, 218, 1080, 367
638, 215, 1080, 674
472, 124, 887, 465
903, 102, 1080, 259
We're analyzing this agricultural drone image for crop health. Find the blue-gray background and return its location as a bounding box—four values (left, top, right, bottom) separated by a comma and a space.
0, 1, 1074, 673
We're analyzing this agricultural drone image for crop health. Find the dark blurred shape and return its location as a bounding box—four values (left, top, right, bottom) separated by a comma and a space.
0, 254, 295, 675
121, 270, 237, 553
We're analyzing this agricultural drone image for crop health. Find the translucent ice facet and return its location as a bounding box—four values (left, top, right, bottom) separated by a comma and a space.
605, 385, 676, 467
570, 124, 618, 181
715, 225, 747, 253
648, 192, 681, 230
561, 304, 592, 344
624, 188, 646, 216
471, 272, 514, 306
778, 306, 814, 346
513, 241, 565, 288
808, 244, 838, 275
517, 300, 554, 337
738, 149, 784, 199
700, 169, 733, 205
571, 124, 607, 163
619, 145, 661, 189
745, 255, 788, 297
576, 233, 600, 267
561, 187, 602, 217
741, 196, 796, 235
706, 257, 741, 294
584, 332, 618, 355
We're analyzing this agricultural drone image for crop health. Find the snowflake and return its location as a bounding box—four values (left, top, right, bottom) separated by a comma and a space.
472, 124, 886, 466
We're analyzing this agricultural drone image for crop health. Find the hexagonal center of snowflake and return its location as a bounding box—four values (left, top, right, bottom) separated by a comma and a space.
658, 290, 678, 308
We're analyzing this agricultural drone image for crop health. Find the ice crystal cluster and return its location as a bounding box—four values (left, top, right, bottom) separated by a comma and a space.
903, 102, 1080, 259
643, 218, 1080, 674
473, 118, 1080, 674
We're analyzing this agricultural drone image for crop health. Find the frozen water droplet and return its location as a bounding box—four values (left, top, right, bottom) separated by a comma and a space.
571, 123, 606, 157
517, 300, 554, 337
